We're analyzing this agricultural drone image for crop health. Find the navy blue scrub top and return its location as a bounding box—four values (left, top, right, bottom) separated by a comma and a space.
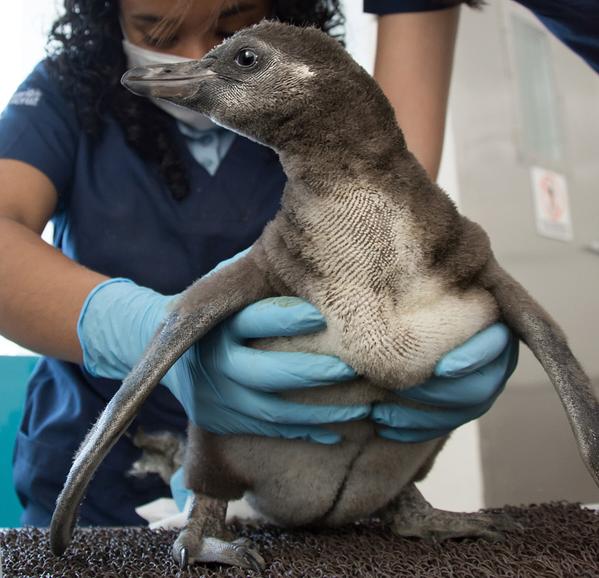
364, 0, 599, 73
0, 61, 285, 526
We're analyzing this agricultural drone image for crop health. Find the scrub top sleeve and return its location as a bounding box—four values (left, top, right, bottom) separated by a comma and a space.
364, 0, 464, 14
0, 61, 78, 203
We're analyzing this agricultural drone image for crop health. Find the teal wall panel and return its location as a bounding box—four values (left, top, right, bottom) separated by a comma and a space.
0, 356, 38, 528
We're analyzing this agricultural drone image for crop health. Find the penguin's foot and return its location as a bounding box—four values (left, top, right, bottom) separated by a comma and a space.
384, 483, 522, 541
173, 535, 265, 571
171, 493, 265, 571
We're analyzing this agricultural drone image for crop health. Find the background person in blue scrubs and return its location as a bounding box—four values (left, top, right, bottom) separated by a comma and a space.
0, 0, 517, 527
365, 0, 599, 182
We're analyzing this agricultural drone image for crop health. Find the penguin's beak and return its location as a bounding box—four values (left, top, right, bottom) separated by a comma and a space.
121, 61, 217, 99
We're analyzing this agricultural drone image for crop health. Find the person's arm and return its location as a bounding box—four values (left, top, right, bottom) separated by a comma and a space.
0, 159, 108, 362
373, 6, 460, 180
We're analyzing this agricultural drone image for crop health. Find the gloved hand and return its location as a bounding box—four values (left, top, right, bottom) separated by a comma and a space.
78, 274, 368, 446
166, 322, 518, 513
371, 323, 519, 442
168, 296, 370, 443
79, 254, 517, 445
170, 466, 190, 512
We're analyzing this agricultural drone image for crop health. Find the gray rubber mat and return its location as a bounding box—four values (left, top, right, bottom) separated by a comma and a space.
1, 503, 598, 577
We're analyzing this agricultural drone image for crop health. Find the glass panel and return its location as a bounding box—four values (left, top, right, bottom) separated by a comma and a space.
511, 14, 563, 162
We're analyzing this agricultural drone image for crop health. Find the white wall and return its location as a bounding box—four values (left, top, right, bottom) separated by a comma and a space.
453, 1, 599, 507
0, 1, 58, 355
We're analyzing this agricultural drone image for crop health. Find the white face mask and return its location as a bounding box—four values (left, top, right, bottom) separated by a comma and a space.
121, 37, 219, 131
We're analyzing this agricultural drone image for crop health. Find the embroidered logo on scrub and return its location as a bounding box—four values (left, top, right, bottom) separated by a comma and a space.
9, 88, 42, 107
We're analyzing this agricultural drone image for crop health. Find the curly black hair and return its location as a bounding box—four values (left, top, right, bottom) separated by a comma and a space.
45, 0, 344, 200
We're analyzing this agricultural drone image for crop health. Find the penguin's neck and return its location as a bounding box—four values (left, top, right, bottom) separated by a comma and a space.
278, 119, 405, 188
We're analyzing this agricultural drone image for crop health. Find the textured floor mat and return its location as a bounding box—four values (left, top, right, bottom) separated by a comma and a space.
1, 503, 598, 577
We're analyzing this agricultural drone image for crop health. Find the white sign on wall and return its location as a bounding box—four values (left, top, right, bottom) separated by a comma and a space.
530, 166, 573, 241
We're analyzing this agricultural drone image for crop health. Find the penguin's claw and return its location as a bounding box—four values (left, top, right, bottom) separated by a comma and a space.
179, 546, 188, 568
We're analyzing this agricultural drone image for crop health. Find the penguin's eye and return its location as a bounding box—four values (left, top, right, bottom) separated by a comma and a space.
235, 48, 258, 68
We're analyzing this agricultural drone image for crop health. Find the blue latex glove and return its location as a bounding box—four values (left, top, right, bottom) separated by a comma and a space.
169, 297, 370, 443
79, 247, 516, 445
371, 323, 519, 442
168, 324, 518, 512
170, 466, 189, 512
78, 280, 368, 446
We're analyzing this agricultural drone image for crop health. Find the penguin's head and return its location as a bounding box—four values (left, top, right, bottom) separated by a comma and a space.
121, 21, 378, 149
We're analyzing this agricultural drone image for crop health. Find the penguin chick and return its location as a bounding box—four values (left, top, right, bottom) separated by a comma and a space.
50, 21, 599, 571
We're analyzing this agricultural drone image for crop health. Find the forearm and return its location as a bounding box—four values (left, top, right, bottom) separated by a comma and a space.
373, 7, 460, 180
0, 217, 108, 362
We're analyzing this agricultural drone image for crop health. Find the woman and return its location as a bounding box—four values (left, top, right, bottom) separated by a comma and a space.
0, 0, 516, 527
367, 0, 599, 180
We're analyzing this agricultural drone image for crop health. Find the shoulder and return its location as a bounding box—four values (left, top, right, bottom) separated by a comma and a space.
9, 60, 63, 103
0, 60, 81, 201
4, 59, 79, 130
